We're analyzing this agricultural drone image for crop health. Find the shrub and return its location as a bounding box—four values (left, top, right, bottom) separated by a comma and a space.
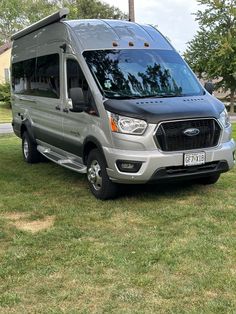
0, 83, 11, 107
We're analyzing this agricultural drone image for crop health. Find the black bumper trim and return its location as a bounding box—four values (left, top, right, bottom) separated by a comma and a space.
149, 160, 229, 183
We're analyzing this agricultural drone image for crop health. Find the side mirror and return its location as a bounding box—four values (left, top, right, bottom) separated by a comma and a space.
204, 82, 214, 95
69, 87, 88, 112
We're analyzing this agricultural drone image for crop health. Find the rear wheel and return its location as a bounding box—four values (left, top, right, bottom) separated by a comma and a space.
22, 132, 41, 163
87, 149, 118, 200
197, 174, 220, 185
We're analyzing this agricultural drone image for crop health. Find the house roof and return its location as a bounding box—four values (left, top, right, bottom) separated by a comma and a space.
0, 42, 12, 55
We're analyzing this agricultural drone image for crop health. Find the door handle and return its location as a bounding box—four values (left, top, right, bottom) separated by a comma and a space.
55, 105, 61, 111
63, 108, 69, 113
19, 97, 36, 103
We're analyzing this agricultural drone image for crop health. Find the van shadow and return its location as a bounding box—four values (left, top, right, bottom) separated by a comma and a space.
43, 161, 200, 200
118, 181, 198, 199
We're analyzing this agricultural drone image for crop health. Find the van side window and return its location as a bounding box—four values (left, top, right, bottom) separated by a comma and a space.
67, 59, 98, 114
35, 54, 60, 98
12, 58, 36, 95
12, 53, 60, 98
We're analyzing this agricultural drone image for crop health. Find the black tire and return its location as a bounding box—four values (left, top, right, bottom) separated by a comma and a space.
87, 149, 118, 200
197, 174, 220, 185
22, 132, 41, 163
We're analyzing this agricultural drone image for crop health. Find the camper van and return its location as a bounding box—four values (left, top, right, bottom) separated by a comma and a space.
11, 9, 235, 199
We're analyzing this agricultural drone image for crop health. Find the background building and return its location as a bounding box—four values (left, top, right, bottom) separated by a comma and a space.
0, 42, 12, 84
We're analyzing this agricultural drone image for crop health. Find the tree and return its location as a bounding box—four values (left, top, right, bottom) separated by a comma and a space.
0, 0, 27, 44
184, 0, 236, 113
0, 0, 57, 44
0, 83, 11, 107
0, 0, 127, 44
64, 0, 127, 20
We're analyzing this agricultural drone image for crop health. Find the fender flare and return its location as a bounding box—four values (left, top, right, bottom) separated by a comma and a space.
21, 120, 36, 144
82, 136, 106, 165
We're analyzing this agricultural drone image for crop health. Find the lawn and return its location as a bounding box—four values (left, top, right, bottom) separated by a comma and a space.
0, 102, 12, 123
0, 126, 235, 313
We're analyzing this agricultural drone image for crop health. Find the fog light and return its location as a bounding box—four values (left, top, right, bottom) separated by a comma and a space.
116, 160, 142, 173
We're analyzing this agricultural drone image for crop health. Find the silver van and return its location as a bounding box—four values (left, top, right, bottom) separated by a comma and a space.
11, 9, 235, 199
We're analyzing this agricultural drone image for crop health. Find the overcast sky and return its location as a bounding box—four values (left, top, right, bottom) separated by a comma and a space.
104, 0, 201, 53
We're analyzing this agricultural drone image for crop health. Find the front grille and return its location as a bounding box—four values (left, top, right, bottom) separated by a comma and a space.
155, 119, 221, 152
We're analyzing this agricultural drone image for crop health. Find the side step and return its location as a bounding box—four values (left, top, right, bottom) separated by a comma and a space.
37, 145, 87, 174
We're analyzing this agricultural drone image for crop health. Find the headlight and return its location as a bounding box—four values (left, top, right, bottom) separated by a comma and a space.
107, 111, 147, 135
219, 108, 231, 128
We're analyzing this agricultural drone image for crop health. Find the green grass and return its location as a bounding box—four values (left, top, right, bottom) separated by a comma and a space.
0, 102, 12, 123
0, 126, 235, 313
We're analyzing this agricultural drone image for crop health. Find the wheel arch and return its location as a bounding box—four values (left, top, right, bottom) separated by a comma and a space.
82, 136, 106, 166
20, 120, 36, 144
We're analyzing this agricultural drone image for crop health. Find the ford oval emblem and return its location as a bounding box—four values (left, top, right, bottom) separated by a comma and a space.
183, 128, 200, 136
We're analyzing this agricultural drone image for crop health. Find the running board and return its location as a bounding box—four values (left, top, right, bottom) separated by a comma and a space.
37, 145, 87, 174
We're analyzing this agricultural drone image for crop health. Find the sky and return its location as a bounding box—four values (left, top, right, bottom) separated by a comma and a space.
103, 0, 201, 53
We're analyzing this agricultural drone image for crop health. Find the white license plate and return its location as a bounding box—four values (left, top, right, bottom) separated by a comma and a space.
184, 152, 206, 166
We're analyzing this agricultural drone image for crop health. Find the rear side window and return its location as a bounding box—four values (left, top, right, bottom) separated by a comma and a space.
12, 54, 60, 98
12, 58, 36, 95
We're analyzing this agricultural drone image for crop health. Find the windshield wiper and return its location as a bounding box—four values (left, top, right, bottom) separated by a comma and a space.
124, 93, 182, 99
156, 93, 181, 98
105, 94, 141, 100
103, 90, 143, 99
103, 90, 182, 100
134, 94, 175, 99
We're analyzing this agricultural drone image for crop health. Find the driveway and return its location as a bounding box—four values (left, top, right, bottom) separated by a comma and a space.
0, 123, 13, 134
230, 115, 236, 122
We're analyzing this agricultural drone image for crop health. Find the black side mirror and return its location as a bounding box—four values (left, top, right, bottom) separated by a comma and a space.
204, 82, 214, 95
69, 87, 88, 112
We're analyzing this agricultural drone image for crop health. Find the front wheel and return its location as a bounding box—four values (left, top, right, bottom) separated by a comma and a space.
87, 149, 118, 200
22, 132, 41, 163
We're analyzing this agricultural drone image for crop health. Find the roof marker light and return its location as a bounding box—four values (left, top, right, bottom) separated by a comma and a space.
129, 42, 134, 47
144, 42, 149, 47
112, 41, 118, 47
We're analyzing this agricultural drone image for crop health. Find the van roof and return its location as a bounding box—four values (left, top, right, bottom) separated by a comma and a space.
11, 8, 173, 51
64, 19, 173, 51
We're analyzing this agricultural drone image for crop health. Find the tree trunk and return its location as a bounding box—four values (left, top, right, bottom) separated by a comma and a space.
229, 89, 235, 114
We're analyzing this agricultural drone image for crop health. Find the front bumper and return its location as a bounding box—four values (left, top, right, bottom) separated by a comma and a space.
103, 139, 236, 184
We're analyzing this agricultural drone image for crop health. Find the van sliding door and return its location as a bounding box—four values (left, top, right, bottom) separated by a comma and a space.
31, 44, 64, 149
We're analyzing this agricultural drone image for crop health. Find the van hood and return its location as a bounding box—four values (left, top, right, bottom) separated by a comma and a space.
104, 95, 224, 124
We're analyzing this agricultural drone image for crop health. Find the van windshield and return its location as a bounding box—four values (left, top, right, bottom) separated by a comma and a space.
83, 49, 204, 99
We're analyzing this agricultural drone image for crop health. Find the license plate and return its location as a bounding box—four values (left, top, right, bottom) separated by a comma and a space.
184, 152, 206, 166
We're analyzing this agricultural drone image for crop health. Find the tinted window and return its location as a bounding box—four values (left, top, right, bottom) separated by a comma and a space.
67, 59, 88, 96
12, 54, 60, 98
66, 59, 98, 114
12, 58, 36, 95
83, 49, 204, 99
